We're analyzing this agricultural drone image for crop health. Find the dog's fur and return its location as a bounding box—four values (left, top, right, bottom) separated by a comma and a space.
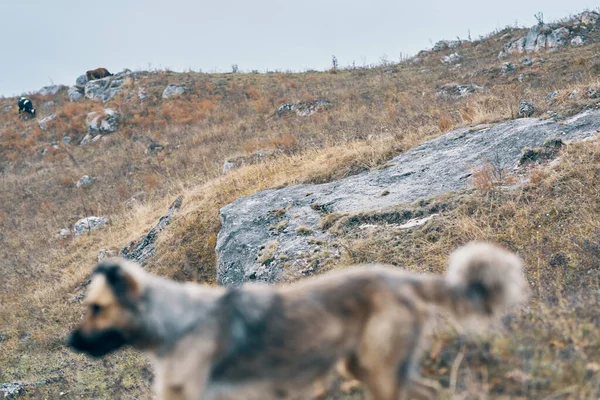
86, 67, 113, 81
68, 242, 528, 400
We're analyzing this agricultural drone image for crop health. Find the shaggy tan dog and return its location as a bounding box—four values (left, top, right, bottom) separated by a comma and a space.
69, 242, 528, 400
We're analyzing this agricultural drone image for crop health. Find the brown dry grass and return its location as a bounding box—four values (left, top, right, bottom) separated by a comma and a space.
0, 15, 600, 398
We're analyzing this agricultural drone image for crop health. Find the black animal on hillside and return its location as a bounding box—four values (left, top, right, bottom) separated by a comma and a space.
18, 97, 36, 117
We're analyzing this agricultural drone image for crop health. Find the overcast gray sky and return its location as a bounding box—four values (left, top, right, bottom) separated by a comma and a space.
0, 1, 596, 96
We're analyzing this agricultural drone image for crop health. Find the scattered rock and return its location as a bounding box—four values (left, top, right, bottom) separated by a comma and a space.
398, 214, 439, 229
571, 36, 585, 46
162, 84, 186, 99
145, 143, 164, 154
432, 40, 463, 52
42, 101, 55, 110
1, 376, 64, 398
545, 91, 559, 101
521, 58, 534, 66
120, 197, 183, 264
441, 52, 462, 64
87, 108, 120, 135
74, 216, 109, 236
519, 138, 564, 166
79, 134, 91, 145
569, 89, 579, 99
38, 113, 56, 131
138, 88, 148, 100
277, 100, 331, 117
222, 149, 283, 174
97, 248, 117, 262
437, 84, 483, 98
38, 85, 65, 96
502, 62, 515, 73
217, 110, 600, 286
518, 74, 527, 82
518, 100, 535, 117
76, 175, 96, 188
56, 228, 72, 240
587, 88, 599, 99
63, 136, 71, 145
68, 86, 84, 102
1, 382, 25, 397
579, 11, 599, 25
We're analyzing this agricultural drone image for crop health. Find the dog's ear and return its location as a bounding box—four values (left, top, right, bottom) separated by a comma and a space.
93, 261, 140, 308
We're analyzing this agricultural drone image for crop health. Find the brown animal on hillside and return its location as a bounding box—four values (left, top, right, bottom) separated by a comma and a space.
86, 68, 113, 81
68, 242, 529, 400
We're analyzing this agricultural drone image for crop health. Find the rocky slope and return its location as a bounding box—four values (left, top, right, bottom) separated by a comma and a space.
217, 109, 600, 285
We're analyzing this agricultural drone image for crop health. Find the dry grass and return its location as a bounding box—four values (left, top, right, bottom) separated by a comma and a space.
0, 15, 600, 398
317, 140, 600, 398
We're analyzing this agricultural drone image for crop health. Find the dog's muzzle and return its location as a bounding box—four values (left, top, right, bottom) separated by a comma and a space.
68, 328, 128, 358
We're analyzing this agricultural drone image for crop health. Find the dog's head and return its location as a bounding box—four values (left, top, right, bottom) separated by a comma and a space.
68, 259, 144, 358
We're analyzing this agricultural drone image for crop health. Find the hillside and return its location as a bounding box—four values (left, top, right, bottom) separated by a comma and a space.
1, 10, 600, 399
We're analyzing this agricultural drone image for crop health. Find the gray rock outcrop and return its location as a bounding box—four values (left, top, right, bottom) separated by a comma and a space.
38, 85, 65, 96
217, 110, 600, 286
84, 69, 137, 102
277, 100, 331, 117
437, 84, 482, 98
87, 109, 120, 135
120, 197, 183, 264
68, 86, 84, 102
75, 74, 88, 87
76, 175, 96, 188
74, 216, 109, 236
162, 84, 186, 99
441, 52, 462, 64
518, 100, 535, 117
38, 113, 56, 131
500, 24, 572, 56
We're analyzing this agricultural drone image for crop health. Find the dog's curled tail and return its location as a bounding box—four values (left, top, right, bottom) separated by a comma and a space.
440, 242, 529, 320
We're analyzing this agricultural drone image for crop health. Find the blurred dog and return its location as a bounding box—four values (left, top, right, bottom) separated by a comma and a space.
68, 242, 528, 400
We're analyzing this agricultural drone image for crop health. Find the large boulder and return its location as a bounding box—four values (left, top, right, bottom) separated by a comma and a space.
83, 69, 137, 102
87, 109, 120, 135
38, 85, 65, 96
162, 84, 186, 99
502, 24, 572, 55
74, 216, 109, 236
216, 110, 600, 286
